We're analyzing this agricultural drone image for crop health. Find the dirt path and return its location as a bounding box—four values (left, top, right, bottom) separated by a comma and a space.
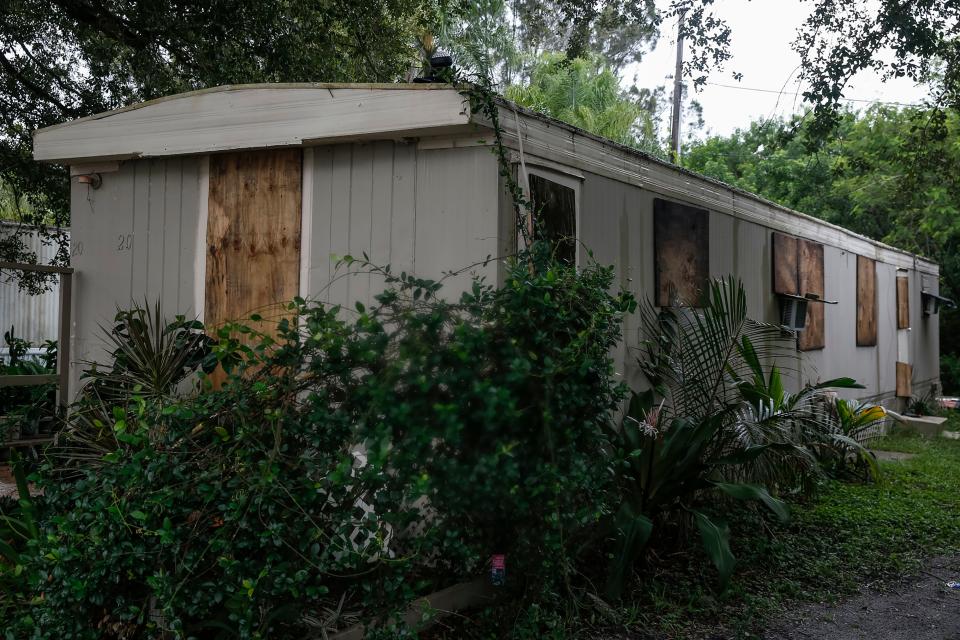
762, 555, 960, 639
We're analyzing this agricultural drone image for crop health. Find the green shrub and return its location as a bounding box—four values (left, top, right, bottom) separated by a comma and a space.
0, 452, 41, 628
940, 353, 960, 395
18, 246, 634, 638
0, 328, 57, 441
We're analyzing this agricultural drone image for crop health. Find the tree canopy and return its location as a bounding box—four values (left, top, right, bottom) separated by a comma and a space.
795, 0, 960, 135
505, 53, 659, 149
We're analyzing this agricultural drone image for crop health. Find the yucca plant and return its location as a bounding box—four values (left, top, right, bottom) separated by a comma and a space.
603, 277, 862, 597
82, 301, 214, 402
56, 301, 217, 469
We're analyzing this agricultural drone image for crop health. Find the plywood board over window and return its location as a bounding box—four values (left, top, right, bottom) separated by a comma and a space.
797, 239, 825, 350
897, 275, 910, 329
654, 198, 709, 307
205, 149, 302, 334
772, 232, 799, 295
771, 232, 826, 350
856, 255, 878, 346
896, 361, 913, 398
529, 174, 576, 264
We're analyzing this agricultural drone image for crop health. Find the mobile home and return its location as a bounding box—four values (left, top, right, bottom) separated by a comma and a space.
31, 83, 943, 407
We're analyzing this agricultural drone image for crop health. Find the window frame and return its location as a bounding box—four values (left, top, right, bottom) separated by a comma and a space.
522, 165, 582, 265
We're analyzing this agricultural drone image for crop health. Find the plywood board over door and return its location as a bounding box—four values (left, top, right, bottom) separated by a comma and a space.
897, 275, 910, 329
896, 361, 913, 398
205, 149, 302, 334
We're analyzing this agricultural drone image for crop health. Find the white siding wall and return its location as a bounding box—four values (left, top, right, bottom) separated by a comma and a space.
914, 271, 941, 385
69, 157, 202, 391
63, 140, 938, 409
574, 169, 939, 407
0, 222, 67, 346
67, 144, 501, 394
306, 142, 501, 306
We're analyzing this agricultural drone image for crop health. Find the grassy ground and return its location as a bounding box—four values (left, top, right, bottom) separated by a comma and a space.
623, 417, 960, 638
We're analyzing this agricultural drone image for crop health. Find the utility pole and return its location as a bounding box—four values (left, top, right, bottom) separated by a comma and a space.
669, 12, 685, 163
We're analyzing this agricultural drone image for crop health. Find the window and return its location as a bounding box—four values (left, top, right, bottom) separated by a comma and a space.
654, 198, 709, 307
529, 173, 577, 264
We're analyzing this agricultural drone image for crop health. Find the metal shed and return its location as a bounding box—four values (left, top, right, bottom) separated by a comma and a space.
32, 83, 941, 407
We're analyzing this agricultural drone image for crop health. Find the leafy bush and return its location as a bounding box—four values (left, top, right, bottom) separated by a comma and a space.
941, 353, 960, 395
814, 398, 885, 480
17, 246, 634, 638
0, 453, 40, 626
0, 327, 57, 441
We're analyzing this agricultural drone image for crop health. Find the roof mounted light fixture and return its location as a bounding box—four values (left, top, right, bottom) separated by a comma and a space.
778, 292, 838, 332
414, 51, 454, 83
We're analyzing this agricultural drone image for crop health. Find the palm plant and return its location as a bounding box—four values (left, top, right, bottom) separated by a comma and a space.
816, 398, 885, 480
603, 277, 862, 597
505, 53, 650, 146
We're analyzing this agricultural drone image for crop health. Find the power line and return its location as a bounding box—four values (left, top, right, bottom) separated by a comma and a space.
705, 81, 922, 108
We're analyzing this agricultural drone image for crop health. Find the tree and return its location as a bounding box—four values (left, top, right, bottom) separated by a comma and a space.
434, 0, 520, 84
684, 106, 960, 391
794, 0, 960, 135
0, 0, 430, 280
512, 0, 659, 72
505, 53, 662, 150
433, 0, 661, 90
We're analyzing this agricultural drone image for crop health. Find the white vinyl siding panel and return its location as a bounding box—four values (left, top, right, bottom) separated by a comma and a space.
68, 157, 201, 392
305, 142, 499, 309
572, 167, 934, 406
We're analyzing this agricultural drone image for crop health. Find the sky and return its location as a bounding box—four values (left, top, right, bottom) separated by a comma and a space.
626, 0, 932, 139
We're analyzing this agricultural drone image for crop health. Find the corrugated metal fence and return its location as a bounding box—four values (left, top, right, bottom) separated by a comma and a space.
0, 222, 69, 347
